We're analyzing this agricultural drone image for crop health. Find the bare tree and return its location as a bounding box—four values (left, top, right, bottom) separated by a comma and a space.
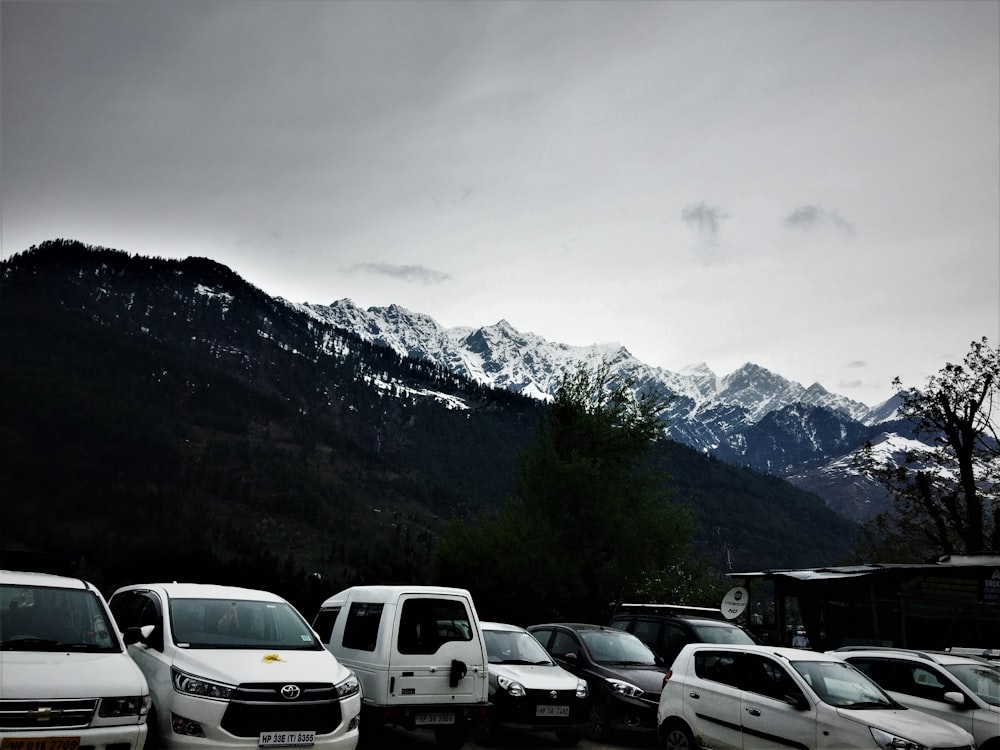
858, 337, 999, 558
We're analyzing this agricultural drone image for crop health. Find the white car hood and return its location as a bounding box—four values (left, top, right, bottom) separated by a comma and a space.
1, 650, 148, 697
839, 706, 974, 746
170, 648, 351, 685
489, 663, 580, 691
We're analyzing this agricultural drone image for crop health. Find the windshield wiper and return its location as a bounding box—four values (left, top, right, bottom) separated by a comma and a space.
841, 700, 891, 709
0, 637, 62, 650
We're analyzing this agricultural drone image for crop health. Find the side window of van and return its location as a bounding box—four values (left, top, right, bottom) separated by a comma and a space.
397, 598, 471, 654
312, 607, 340, 644
343, 602, 383, 651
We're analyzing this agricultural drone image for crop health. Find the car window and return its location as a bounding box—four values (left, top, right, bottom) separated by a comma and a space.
791, 660, 893, 708
632, 618, 660, 648
904, 666, 950, 701
744, 654, 800, 701
311, 606, 340, 644
550, 630, 579, 660
695, 650, 742, 688
1, 583, 119, 652
484, 629, 553, 665
530, 628, 554, 650
579, 629, 657, 665
946, 663, 1000, 706
170, 597, 321, 650
689, 622, 755, 645
397, 597, 471, 655
342, 602, 382, 651
608, 618, 631, 633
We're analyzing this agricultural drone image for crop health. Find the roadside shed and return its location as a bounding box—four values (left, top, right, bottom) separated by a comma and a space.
729, 555, 1000, 651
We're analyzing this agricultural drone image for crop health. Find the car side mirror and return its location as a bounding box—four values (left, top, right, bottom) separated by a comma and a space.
561, 652, 579, 663
784, 692, 809, 710
123, 626, 143, 646
943, 691, 966, 708
133, 623, 163, 651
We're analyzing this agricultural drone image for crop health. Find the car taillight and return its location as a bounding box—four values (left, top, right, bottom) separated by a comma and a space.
662, 670, 673, 687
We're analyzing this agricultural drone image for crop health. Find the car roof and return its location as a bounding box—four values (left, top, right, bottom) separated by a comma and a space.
529, 623, 615, 632
320, 584, 473, 607
832, 647, 993, 667
0, 569, 93, 590
115, 582, 287, 602
682, 643, 844, 663
480, 621, 527, 633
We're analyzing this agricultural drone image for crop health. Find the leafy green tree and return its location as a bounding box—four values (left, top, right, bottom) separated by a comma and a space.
431, 362, 702, 624
856, 337, 999, 559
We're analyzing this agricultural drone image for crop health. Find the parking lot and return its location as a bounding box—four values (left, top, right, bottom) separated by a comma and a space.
376, 726, 657, 750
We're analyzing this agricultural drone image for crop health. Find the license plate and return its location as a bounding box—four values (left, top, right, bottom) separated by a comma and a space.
1, 739, 80, 750
415, 712, 454, 726
536, 705, 570, 717
258, 731, 315, 747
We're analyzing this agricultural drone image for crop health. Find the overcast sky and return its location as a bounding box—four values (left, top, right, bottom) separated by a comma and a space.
3, 0, 998, 407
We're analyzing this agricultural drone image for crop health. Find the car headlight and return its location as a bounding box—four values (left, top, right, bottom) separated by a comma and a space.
604, 677, 643, 698
99, 695, 151, 717
171, 667, 235, 701
870, 727, 927, 750
497, 675, 526, 697
336, 673, 360, 699
575, 679, 589, 699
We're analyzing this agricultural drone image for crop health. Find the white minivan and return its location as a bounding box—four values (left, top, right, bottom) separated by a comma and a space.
109, 582, 361, 750
0, 569, 150, 750
312, 585, 489, 749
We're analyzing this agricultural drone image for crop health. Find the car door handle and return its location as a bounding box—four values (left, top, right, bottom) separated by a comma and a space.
688, 692, 700, 699
746, 708, 761, 716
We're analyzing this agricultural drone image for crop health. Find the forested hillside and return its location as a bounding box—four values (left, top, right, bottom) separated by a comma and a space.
0, 241, 857, 613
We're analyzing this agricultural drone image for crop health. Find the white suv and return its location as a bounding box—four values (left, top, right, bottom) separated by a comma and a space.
657, 643, 975, 750
109, 582, 361, 750
0, 569, 150, 749
834, 647, 1000, 750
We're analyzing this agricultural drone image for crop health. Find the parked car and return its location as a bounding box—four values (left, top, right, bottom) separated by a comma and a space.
833, 646, 1000, 750
109, 582, 361, 750
477, 621, 589, 746
657, 642, 976, 750
312, 585, 489, 749
527, 623, 668, 742
1, 569, 150, 749
609, 603, 757, 666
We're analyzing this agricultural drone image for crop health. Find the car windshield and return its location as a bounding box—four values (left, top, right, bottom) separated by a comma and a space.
792, 660, 894, 708
690, 623, 756, 645
0, 583, 119, 652
170, 598, 322, 650
485, 629, 553, 665
580, 629, 657, 666
946, 662, 1000, 706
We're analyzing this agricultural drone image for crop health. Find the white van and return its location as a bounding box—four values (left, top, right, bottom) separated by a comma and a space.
109, 582, 361, 750
312, 585, 489, 749
0, 569, 150, 749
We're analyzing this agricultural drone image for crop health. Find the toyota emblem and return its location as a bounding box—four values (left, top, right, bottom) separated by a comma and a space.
280, 684, 301, 700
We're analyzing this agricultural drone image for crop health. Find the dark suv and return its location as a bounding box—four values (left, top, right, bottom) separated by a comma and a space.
609, 604, 756, 666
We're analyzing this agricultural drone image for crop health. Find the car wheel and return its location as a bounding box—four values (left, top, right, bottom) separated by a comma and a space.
584, 701, 609, 742
662, 723, 697, 750
473, 718, 501, 747
554, 728, 582, 746
433, 724, 466, 750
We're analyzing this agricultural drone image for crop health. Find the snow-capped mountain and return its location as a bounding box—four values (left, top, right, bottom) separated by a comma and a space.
299, 298, 911, 520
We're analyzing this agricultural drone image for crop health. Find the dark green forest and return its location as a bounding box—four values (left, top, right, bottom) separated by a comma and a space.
0, 240, 858, 618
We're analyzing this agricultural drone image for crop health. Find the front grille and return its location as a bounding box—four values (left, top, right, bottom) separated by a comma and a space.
493, 688, 586, 725
220, 683, 343, 737
0, 699, 97, 729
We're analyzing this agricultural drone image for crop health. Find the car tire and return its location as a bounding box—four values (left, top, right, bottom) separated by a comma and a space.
584, 701, 609, 742
554, 728, 582, 746
662, 723, 697, 750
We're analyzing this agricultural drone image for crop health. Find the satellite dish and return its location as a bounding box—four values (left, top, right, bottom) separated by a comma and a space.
720, 587, 748, 620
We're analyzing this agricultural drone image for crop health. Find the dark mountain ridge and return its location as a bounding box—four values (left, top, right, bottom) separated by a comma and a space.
1, 240, 858, 608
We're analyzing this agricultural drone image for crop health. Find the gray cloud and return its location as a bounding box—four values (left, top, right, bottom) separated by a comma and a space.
784, 205, 855, 237
682, 202, 729, 236
847, 360, 867, 368
345, 263, 451, 284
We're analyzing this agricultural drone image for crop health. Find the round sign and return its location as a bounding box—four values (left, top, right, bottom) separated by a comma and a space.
720, 586, 748, 620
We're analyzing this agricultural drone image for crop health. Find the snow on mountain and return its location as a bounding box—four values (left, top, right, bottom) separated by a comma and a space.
302, 298, 881, 426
